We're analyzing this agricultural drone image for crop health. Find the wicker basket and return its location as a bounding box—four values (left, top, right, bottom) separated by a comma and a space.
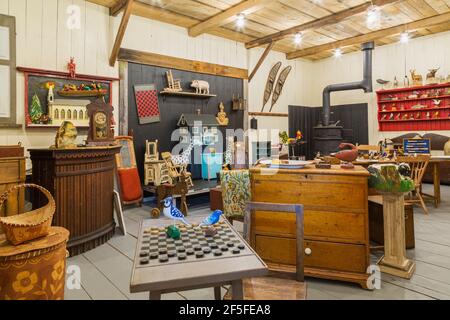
0, 184, 56, 245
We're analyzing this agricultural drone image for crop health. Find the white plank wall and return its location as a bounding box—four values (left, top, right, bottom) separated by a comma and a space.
0, 0, 118, 166
309, 30, 450, 144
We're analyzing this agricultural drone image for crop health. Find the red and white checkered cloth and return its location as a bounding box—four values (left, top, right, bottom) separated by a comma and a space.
134, 84, 160, 124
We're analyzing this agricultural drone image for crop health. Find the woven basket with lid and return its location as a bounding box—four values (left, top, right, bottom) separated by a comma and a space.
0, 184, 56, 245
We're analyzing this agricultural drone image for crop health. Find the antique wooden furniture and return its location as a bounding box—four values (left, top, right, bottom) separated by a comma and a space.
209, 187, 223, 211
397, 155, 430, 214
422, 156, 450, 208
377, 192, 416, 279
241, 202, 306, 300
86, 98, 115, 146
144, 140, 170, 186
130, 216, 267, 300
115, 136, 143, 206
376, 83, 450, 132
161, 152, 193, 188
0, 227, 69, 300
0, 184, 55, 245
0, 144, 24, 158
369, 195, 415, 249
250, 165, 371, 289
29, 146, 121, 256
0, 153, 25, 218
164, 70, 182, 92
220, 170, 250, 224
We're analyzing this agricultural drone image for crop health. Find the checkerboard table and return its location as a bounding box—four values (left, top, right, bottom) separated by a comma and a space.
130, 216, 268, 300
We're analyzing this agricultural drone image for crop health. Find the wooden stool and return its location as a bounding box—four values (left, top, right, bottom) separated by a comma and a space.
0, 227, 70, 300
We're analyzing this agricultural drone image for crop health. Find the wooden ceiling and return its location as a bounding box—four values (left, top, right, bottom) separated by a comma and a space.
88, 0, 450, 60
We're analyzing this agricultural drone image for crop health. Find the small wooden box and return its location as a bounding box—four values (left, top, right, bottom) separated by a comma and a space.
209, 187, 223, 211
0, 145, 24, 158
368, 195, 415, 249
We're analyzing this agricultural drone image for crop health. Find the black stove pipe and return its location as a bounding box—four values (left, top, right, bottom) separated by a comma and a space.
321, 41, 374, 127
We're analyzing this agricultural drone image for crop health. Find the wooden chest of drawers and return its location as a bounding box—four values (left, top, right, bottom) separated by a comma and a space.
0, 157, 26, 218
250, 165, 370, 288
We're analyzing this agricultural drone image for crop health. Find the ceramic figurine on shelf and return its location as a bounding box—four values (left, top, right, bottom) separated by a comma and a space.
190, 80, 210, 95
161, 196, 190, 226
426, 68, 439, 85
389, 113, 394, 120
199, 210, 223, 227
381, 114, 387, 121
376, 79, 390, 90
415, 112, 421, 119
433, 111, 440, 119
426, 111, 431, 119
432, 99, 441, 107
67, 57, 76, 78
402, 114, 408, 120
382, 105, 387, 112
410, 69, 422, 86
331, 143, 358, 169
393, 76, 399, 88
395, 113, 401, 120
391, 104, 397, 111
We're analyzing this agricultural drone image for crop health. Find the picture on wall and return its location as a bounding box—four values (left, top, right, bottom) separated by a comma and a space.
134, 84, 161, 125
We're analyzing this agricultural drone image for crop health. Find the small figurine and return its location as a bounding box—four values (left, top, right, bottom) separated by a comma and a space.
216, 102, 229, 126
395, 113, 401, 120
205, 226, 218, 237
54, 121, 78, 149
393, 76, 399, 88
426, 111, 430, 119
376, 79, 390, 90
331, 143, 358, 169
190, 80, 210, 95
433, 111, 440, 119
426, 68, 439, 85
415, 112, 420, 119
410, 69, 423, 86
381, 114, 387, 121
166, 225, 181, 240
432, 99, 441, 107
389, 113, 394, 120
199, 210, 223, 227
296, 130, 303, 140
161, 196, 190, 225
67, 57, 76, 78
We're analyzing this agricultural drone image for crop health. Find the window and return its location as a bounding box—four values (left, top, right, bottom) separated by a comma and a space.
0, 15, 17, 127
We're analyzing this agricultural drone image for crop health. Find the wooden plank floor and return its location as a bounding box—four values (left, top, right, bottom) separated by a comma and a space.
65, 184, 450, 300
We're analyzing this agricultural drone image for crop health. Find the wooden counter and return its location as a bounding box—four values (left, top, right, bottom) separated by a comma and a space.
29, 146, 121, 256
250, 165, 371, 288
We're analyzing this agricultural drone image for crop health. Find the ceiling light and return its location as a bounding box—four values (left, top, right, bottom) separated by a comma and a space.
366, 5, 381, 29
294, 32, 303, 45
236, 13, 245, 28
333, 48, 342, 57
400, 31, 410, 44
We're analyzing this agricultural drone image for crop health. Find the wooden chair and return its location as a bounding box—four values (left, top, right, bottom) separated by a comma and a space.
397, 155, 430, 214
161, 152, 194, 188
357, 144, 380, 152
225, 202, 306, 300
165, 70, 182, 92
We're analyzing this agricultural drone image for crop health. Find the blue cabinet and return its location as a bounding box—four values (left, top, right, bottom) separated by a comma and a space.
202, 153, 223, 180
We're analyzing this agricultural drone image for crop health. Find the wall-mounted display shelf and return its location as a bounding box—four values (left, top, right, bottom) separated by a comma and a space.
159, 90, 217, 98
377, 83, 450, 131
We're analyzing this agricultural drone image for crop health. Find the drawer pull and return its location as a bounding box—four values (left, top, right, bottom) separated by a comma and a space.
305, 248, 312, 255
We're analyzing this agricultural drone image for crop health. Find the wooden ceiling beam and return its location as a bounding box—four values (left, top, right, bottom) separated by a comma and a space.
248, 41, 274, 82
245, 0, 399, 49
286, 12, 450, 60
110, 0, 127, 16
109, 0, 134, 67
188, 0, 273, 37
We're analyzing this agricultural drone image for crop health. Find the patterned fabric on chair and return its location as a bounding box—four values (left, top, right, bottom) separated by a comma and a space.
220, 170, 250, 221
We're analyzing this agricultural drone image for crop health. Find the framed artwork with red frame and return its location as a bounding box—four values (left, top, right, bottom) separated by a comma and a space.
17, 66, 119, 128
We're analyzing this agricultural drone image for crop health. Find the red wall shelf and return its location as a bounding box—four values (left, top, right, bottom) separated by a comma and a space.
377, 83, 450, 132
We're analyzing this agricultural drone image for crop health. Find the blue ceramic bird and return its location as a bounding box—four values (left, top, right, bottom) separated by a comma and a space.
161, 196, 190, 226
199, 210, 223, 227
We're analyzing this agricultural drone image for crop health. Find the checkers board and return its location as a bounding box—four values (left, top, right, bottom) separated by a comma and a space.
130, 216, 268, 296
137, 221, 250, 267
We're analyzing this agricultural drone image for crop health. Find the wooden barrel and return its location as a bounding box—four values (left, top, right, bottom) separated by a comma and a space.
0, 227, 69, 300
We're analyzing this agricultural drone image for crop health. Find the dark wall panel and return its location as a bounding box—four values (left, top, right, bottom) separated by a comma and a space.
289, 103, 368, 160
128, 63, 244, 180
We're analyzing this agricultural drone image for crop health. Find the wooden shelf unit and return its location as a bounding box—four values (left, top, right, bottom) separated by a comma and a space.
377, 83, 450, 132
160, 90, 217, 98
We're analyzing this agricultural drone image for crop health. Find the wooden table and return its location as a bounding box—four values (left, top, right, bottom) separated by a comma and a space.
130, 216, 268, 300
29, 146, 121, 256
355, 157, 450, 208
